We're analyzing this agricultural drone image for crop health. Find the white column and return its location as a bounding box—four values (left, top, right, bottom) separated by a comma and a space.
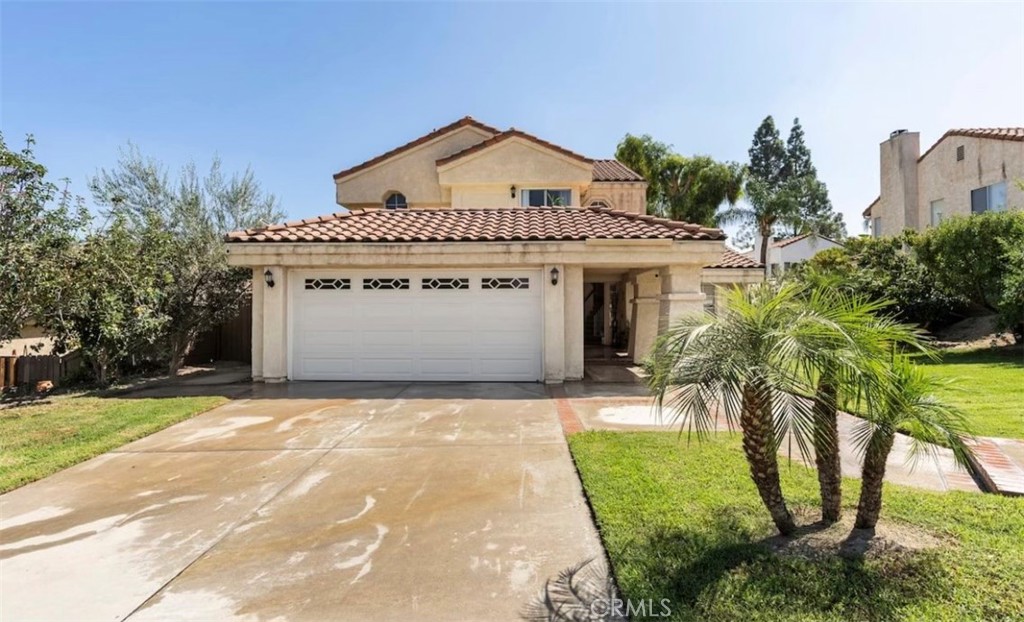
543, 264, 566, 383
658, 265, 705, 333
629, 270, 661, 364
563, 266, 584, 381
261, 265, 289, 383
601, 282, 613, 346
251, 268, 265, 381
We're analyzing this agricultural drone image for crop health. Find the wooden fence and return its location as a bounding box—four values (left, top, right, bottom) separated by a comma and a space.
0, 351, 82, 391
186, 302, 252, 365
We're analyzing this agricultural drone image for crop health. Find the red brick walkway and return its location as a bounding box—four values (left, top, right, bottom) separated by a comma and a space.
967, 437, 1024, 496
548, 385, 585, 435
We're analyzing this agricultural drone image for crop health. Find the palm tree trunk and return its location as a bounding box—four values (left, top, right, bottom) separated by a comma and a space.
813, 378, 842, 523
854, 429, 895, 529
741, 383, 797, 536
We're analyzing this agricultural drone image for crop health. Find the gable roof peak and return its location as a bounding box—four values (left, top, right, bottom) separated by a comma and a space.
332, 115, 502, 181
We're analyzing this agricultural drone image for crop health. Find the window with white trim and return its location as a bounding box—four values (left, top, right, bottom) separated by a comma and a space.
384, 192, 408, 210
970, 182, 1007, 214
521, 189, 571, 207
930, 199, 945, 227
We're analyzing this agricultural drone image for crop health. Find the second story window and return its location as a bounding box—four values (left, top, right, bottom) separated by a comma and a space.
970, 181, 1007, 214
930, 199, 945, 226
521, 189, 571, 207
872, 217, 882, 238
384, 192, 408, 209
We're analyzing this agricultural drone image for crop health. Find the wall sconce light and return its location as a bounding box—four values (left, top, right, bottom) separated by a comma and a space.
264, 268, 275, 288
510, 185, 517, 199
550, 266, 560, 286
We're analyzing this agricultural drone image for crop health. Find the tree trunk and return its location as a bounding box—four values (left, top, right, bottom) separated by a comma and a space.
741, 382, 797, 536
854, 429, 895, 529
813, 378, 842, 523
167, 331, 195, 376
759, 233, 770, 266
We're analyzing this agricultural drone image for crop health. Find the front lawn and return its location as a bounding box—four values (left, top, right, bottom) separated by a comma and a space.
922, 346, 1024, 438
0, 394, 227, 493
570, 432, 1024, 621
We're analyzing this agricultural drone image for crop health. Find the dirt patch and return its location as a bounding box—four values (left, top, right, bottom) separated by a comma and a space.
764, 507, 947, 561
932, 314, 1015, 349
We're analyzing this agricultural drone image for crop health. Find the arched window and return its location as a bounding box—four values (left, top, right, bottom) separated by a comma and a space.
588, 200, 610, 209
384, 192, 408, 209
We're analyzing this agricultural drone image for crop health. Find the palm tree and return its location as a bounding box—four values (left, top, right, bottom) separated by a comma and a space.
785, 284, 930, 524
851, 356, 973, 529
648, 282, 817, 536
718, 178, 799, 266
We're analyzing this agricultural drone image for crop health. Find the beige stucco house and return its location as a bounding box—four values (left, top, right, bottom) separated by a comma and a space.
863, 127, 1024, 236
226, 116, 762, 383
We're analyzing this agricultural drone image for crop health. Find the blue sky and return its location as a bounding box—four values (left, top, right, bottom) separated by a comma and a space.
3, 2, 1023, 240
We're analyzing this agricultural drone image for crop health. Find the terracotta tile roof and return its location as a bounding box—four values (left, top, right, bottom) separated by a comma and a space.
436, 129, 592, 167
769, 233, 842, 249
226, 206, 725, 244
592, 159, 645, 182
945, 127, 1024, 141
705, 248, 763, 269
917, 127, 1024, 163
332, 116, 501, 180
863, 196, 879, 218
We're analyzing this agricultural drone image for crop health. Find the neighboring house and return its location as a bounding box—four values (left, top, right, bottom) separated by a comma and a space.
863, 128, 1024, 237
225, 116, 763, 383
0, 323, 56, 356
745, 233, 844, 277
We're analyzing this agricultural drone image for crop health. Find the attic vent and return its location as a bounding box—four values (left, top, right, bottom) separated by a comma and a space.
956, 145, 965, 161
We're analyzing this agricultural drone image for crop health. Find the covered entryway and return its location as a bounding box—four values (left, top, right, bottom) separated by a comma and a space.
289, 269, 542, 381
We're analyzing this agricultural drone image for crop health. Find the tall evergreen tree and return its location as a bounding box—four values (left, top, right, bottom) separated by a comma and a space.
721, 116, 799, 265
785, 118, 846, 239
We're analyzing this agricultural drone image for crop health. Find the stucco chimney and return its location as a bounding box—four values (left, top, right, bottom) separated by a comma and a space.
879, 130, 920, 232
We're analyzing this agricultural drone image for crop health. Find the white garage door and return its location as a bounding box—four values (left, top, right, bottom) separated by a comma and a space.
290, 270, 543, 381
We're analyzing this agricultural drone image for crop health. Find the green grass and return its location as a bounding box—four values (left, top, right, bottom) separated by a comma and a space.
0, 394, 227, 493
570, 431, 1024, 621
921, 346, 1024, 438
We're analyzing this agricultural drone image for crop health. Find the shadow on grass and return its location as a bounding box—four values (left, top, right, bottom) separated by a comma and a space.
918, 344, 1023, 368
617, 509, 949, 620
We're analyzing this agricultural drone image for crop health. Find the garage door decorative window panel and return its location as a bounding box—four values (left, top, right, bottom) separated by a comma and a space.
304, 278, 351, 291
363, 277, 410, 290
482, 277, 530, 290
422, 277, 470, 290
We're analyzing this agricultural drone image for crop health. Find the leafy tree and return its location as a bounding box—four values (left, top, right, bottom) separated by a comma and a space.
660, 154, 745, 226
914, 210, 1024, 340
853, 356, 972, 529
798, 234, 967, 328
614, 134, 671, 212
615, 134, 745, 225
90, 146, 283, 374
648, 283, 821, 536
41, 216, 171, 383
0, 134, 88, 343
1001, 243, 1024, 343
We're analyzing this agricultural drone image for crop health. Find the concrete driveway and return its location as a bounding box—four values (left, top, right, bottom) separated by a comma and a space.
0, 383, 604, 621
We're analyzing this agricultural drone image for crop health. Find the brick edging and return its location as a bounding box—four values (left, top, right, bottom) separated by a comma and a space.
548, 385, 585, 435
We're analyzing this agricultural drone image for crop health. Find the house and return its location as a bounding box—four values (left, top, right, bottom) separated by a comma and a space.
746, 233, 844, 277
863, 128, 1024, 237
225, 116, 763, 383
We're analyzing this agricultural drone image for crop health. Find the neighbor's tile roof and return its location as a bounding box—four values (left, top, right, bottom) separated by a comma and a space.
226, 206, 725, 243
333, 116, 502, 180
435, 129, 592, 166
945, 127, 1024, 141
863, 196, 879, 218
917, 127, 1024, 163
705, 248, 763, 269
592, 159, 645, 182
